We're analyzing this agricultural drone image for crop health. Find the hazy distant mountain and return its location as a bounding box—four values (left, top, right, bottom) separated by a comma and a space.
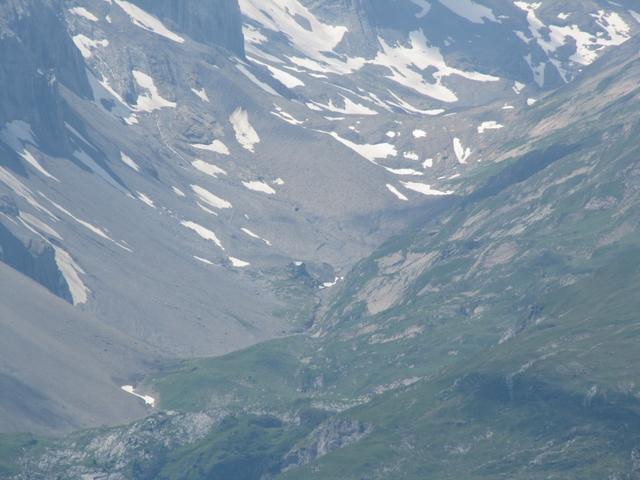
1, 0, 639, 478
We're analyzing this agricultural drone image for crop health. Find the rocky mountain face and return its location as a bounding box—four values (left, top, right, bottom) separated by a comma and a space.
0, 0, 639, 475
130, 0, 246, 55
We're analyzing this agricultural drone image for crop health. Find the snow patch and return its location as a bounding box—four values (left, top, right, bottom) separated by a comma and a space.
241, 227, 272, 246
193, 256, 213, 265
515, 2, 630, 81
1, 121, 59, 181
121, 385, 155, 407
372, 30, 499, 102
137, 192, 155, 208
242, 181, 276, 194
401, 181, 454, 196
387, 91, 445, 116
0, 167, 56, 217
19, 213, 62, 241
72, 34, 108, 58
236, 64, 280, 96
324, 131, 397, 163
386, 184, 408, 201
191, 87, 210, 103
412, 129, 427, 138
120, 152, 140, 172
114, 0, 184, 43
69, 7, 98, 21
239, 0, 365, 75
439, 0, 497, 23
230, 108, 260, 152
192, 160, 227, 178
181, 220, 224, 250
229, 257, 250, 268
192, 140, 230, 156
477, 121, 504, 133
132, 70, 176, 112
54, 247, 90, 305
249, 56, 305, 88
453, 138, 471, 164
308, 95, 377, 116
191, 185, 232, 209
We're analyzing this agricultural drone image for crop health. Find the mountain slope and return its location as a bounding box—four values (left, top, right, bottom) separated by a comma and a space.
11, 25, 640, 480
0, 262, 154, 434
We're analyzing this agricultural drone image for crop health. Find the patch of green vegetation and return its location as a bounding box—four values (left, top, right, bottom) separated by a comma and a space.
147, 337, 309, 412
0, 433, 44, 476
157, 415, 315, 480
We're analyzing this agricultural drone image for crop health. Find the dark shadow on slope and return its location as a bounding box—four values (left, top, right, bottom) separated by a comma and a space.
466, 143, 583, 205
0, 373, 72, 432
0, 222, 71, 302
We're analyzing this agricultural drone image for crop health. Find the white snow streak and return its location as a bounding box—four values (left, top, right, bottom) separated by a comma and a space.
115, 0, 184, 43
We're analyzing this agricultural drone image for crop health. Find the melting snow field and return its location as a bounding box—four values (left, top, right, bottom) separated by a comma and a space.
192, 160, 227, 178
193, 256, 213, 265
241, 227, 271, 246
191, 185, 232, 209
386, 184, 408, 201
137, 192, 155, 208
236, 64, 280, 96
477, 121, 504, 134
230, 108, 261, 152
68, 6, 98, 22
412, 129, 427, 139
453, 138, 471, 164
438, 0, 498, 24
181, 220, 224, 250
229, 257, 250, 268
192, 140, 230, 156
120, 152, 140, 172
401, 181, 454, 196
372, 30, 499, 102
249, 56, 305, 88
132, 70, 176, 112
271, 105, 304, 125
114, 0, 184, 43
239, 0, 364, 75
0, 167, 57, 217
514, 1, 630, 81
72, 35, 109, 59
1, 121, 59, 181
19, 212, 62, 241
324, 131, 397, 163
54, 247, 89, 305
242, 181, 276, 195
309, 95, 378, 115
191, 87, 210, 103
121, 385, 155, 407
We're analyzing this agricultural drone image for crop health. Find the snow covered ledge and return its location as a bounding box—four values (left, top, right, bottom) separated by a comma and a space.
121, 385, 155, 407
